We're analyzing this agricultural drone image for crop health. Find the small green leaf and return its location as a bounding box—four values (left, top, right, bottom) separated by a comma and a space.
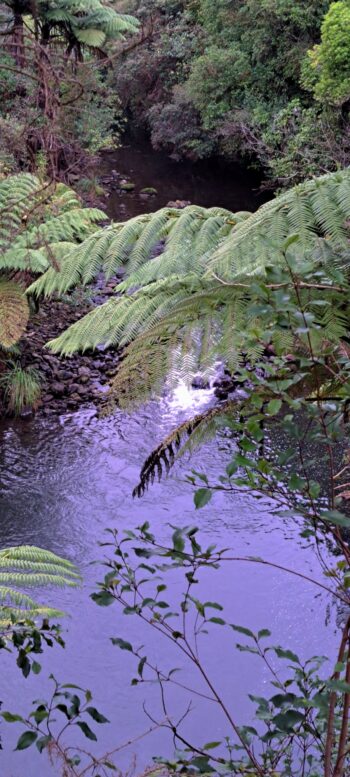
111, 637, 133, 651
15, 731, 38, 750
36, 735, 51, 753
76, 721, 97, 741
321, 510, 350, 528
91, 591, 115, 606
172, 529, 185, 553
2, 712, 24, 723
273, 710, 304, 732
258, 629, 271, 639
274, 647, 300, 663
267, 399, 282, 415
230, 624, 255, 639
86, 707, 109, 724
194, 488, 212, 509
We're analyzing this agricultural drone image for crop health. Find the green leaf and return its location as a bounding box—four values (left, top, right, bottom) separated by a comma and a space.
258, 629, 271, 639
138, 656, 147, 677
111, 637, 133, 651
36, 735, 52, 753
15, 731, 38, 750
32, 661, 41, 675
273, 710, 304, 732
91, 591, 115, 606
2, 712, 24, 723
321, 510, 350, 528
274, 647, 300, 663
86, 707, 109, 724
230, 624, 255, 639
267, 399, 282, 415
76, 721, 97, 741
172, 529, 185, 553
203, 741, 221, 750
194, 488, 212, 509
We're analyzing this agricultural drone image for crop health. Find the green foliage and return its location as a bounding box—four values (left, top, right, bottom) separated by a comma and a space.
2, 0, 139, 54
0, 364, 41, 414
186, 44, 250, 130
0, 281, 29, 348
0, 172, 105, 356
26, 169, 350, 414
2, 677, 112, 771
89, 520, 350, 776
303, 1, 350, 105
115, 0, 337, 182
0, 544, 80, 626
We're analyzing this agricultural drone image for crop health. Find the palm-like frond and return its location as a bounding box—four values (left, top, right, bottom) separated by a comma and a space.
0, 545, 80, 625
25, 168, 350, 410
0, 173, 106, 346
0, 280, 29, 348
134, 401, 238, 496
209, 169, 350, 281
42, 0, 139, 48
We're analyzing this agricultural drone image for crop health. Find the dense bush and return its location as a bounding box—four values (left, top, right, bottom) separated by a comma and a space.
114, 0, 350, 184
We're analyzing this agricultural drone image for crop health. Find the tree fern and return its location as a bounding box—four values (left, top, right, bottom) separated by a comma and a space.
0, 545, 81, 627
0, 280, 29, 348
24, 168, 350, 416
0, 173, 106, 348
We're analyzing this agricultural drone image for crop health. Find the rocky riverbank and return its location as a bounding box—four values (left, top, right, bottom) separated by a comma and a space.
19, 280, 121, 418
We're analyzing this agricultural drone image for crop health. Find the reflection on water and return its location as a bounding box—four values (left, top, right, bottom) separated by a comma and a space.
101, 134, 268, 221
0, 392, 339, 777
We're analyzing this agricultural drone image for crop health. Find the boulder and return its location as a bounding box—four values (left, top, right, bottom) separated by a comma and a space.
191, 375, 210, 390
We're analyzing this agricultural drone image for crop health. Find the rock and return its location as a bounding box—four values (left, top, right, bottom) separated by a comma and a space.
76, 386, 89, 396
214, 388, 229, 400
191, 375, 210, 390
140, 187, 158, 195
166, 200, 191, 209
78, 366, 91, 378
119, 182, 135, 191
57, 369, 74, 380
80, 375, 89, 384
19, 406, 34, 419
51, 382, 66, 397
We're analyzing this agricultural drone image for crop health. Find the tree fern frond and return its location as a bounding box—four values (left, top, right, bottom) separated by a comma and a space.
0, 546, 81, 625
0, 281, 29, 348
209, 168, 350, 280
133, 400, 237, 497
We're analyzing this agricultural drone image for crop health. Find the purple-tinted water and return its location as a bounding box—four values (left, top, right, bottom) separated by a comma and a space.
0, 392, 338, 777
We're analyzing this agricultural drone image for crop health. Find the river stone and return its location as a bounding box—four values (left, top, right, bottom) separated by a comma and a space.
19, 406, 34, 419
119, 182, 135, 191
191, 375, 210, 390
76, 386, 89, 395
78, 366, 91, 378
214, 388, 229, 400
57, 369, 74, 380
51, 382, 66, 396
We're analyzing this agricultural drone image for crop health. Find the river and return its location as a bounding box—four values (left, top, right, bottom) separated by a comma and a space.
0, 139, 339, 776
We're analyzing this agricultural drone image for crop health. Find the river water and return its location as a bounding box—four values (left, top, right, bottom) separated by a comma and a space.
0, 140, 339, 776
